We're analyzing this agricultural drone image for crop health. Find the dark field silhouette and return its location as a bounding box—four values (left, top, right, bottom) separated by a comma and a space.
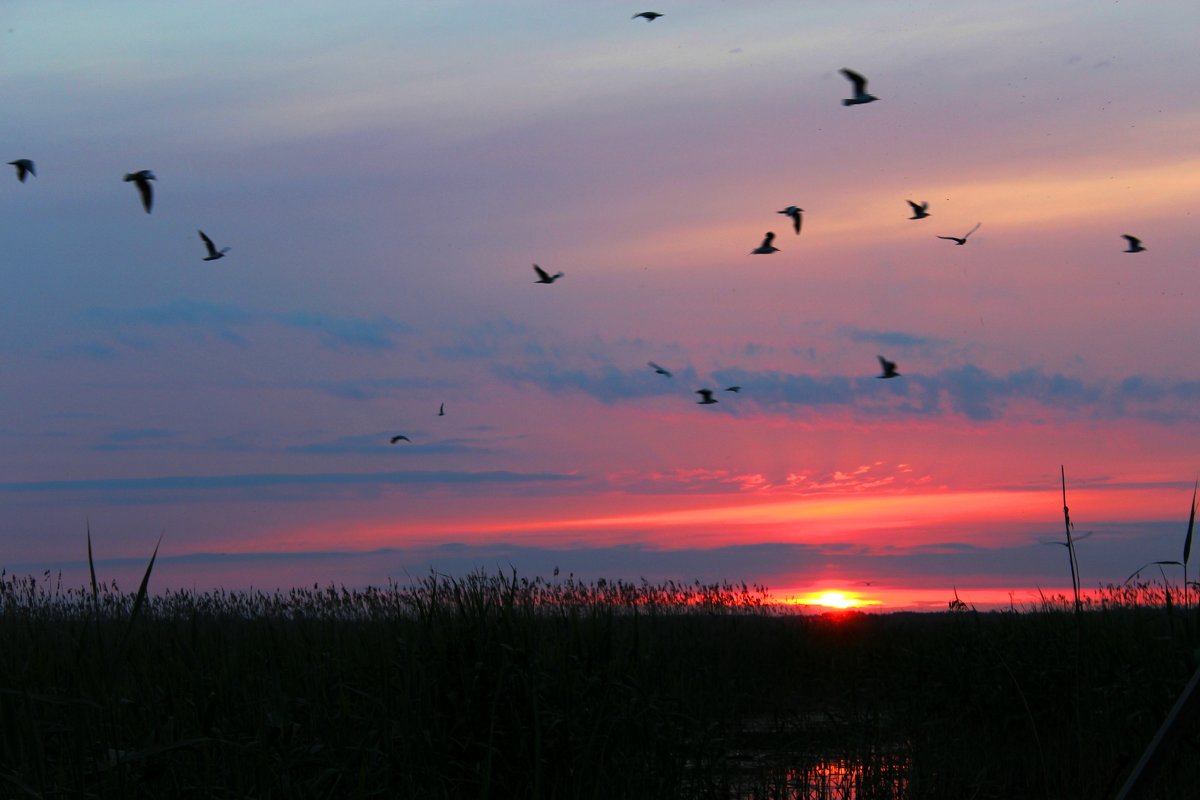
2, 569, 1197, 798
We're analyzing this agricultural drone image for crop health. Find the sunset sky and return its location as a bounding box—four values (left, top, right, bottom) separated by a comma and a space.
3, 1, 1200, 610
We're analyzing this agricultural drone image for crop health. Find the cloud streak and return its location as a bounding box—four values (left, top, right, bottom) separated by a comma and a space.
0, 469, 583, 495
491, 358, 1200, 424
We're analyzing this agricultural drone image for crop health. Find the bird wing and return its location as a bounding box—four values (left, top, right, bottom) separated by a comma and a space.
1122, 234, 1141, 247
792, 211, 802, 235
136, 178, 153, 212
840, 68, 867, 94
936, 236, 959, 242
964, 222, 981, 238
907, 200, 924, 212
532, 264, 551, 281
198, 230, 217, 257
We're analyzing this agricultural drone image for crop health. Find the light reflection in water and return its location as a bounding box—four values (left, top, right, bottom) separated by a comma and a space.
733, 752, 911, 800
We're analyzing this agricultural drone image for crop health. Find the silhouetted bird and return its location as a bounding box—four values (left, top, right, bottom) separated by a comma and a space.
124, 170, 155, 213
937, 222, 981, 245
648, 361, 672, 377
438, 403, 445, 416
198, 230, 230, 261
1122, 235, 1145, 253
751, 231, 780, 254
696, 389, 718, 404
724, 386, 741, 393
533, 264, 564, 283
8, 159, 34, 182
778, 206, 804, 234
907, 200, 930, 219
876, 356, 900, 379
632, 12, 663, 21
390, 435, 411, 444
840, 68, 878, 105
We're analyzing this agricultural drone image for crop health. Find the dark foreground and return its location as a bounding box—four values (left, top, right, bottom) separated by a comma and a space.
2, 571, 1198, 798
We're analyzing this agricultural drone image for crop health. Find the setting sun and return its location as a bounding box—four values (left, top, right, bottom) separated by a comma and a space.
815, 591, 857, 609
791, 591, 871, 610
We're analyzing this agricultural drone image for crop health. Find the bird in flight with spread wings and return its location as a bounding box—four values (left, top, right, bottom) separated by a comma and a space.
124, 169, 156, 213
937, 222, 981, 245
840, 68, 878, 106
8, 159, 35, 182
751, 231, 780, 254
198, 230, 230, 261
533, 264, 564, 283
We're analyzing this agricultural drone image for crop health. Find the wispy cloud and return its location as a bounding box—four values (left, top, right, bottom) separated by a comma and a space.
0, 469, 584, 495
84, 299, 253, 328
77, 301, 415, 353
288, 434, 492, 456
837, 326, 945, 348
607, 462, 935, 496
492, 361, 688, 403
489, 357, 1200, 425
305, 376, 440, 401
81, 299, 254, 348
273, 311, 412, 351
91, 428, 179, 452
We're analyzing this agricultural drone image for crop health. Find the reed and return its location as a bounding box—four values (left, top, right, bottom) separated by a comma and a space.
2, 557, 1198, 798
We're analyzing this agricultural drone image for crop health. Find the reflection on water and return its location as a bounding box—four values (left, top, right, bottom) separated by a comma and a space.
732, 752, 911, 800
710, 714, 911, 800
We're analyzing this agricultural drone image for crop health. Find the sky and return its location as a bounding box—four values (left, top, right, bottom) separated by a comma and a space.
3, 1, 1200, 610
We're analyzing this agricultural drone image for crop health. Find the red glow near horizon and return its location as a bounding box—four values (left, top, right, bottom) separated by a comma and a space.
235, 482, 1192, 556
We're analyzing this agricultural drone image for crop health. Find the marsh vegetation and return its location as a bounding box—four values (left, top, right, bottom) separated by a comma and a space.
2, 568, 1199, 798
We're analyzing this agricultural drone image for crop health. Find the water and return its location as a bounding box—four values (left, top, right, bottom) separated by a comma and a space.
715, 714, 911, 800
731, 753, 911, 800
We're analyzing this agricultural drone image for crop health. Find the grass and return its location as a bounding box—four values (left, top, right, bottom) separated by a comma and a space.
2, 565, 1200, 799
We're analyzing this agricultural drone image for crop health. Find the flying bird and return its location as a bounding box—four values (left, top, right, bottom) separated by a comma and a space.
937, 222, 981, 245
8, 159, 34, 182
1122, 235, 1146, 253
907, 200, 930, 219
876, 356, 900, 379
648, 361, 672, 377
724, 385, 741, 393
438, 403, 445, 416
839, 68, 878, 106
751, 231, 780, 254
632, 12, 663, 21
695, 389, 718, 405
389, 435, 411, 444
123, 170, 155, 213
533, 263, 564, 283
778, 206, 804, 235
198, 230, 230, 261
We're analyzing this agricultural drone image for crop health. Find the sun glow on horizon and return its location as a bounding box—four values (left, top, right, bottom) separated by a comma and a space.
791, 590, 875, 610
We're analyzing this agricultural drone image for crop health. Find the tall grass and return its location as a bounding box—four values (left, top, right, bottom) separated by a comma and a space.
2, 565, 1198, 798
1061, 465, 1083, 616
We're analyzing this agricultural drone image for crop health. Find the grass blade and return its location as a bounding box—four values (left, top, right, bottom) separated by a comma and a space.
1184, 480, 1196, 608
86, 522, 99, 604
112, 532, 163, 670
1183, 481, 1196, 567
1061, 465, 1081, 614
